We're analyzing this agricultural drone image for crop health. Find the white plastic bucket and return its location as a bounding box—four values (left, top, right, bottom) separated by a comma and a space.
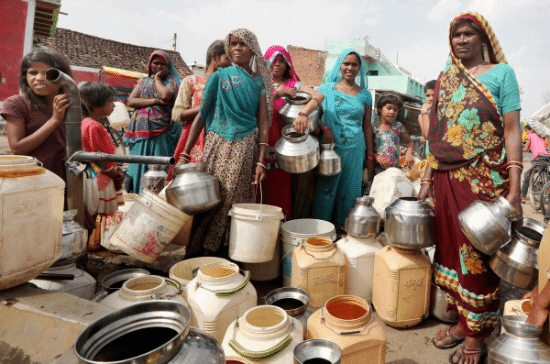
107, 101, 130, 130
281, 219, 336, 287
109, 190, 186, 263
228, 203, 284, 263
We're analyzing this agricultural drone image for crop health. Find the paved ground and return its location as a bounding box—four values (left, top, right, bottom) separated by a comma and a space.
0, 133, 542, 363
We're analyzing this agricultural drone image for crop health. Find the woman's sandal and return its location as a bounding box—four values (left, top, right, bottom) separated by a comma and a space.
433, 326, 464, 349
448, 342, 487, 364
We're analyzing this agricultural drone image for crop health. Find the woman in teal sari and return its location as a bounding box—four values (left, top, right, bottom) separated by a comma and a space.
313, 48, 375, 227
124, 50, 182, 193
181, 28, 273, 257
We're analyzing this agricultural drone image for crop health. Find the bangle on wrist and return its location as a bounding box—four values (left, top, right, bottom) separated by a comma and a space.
258, 142, 269, 147
256, 162, 267, 169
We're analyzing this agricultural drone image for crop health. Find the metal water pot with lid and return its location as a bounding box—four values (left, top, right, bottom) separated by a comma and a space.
165, 162, 221, 214
345, 196, 380, 239
458, 196, 521, 256
54, 209, 88, 267
141, 164, 168, 193
385, 197, 435, 250
278, 90, 319, 133
488, 315, 550, 363
318, 143, 342, 176
275, 125, 320, 174
489, 217, 544, 289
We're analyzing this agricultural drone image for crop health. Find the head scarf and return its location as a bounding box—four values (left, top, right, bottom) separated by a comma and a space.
225, 28, 273, 124
264, 45, 300, 83
147, 50, 181, 89
324, 48, 367, 88
427, 11, 511, 199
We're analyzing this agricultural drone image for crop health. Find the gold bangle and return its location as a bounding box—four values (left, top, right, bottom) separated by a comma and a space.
256, 162, 267, 169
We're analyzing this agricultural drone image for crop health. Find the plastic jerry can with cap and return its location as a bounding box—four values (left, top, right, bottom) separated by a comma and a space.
307, 295, 386, 364
222, 305, 303, 363
185, 261, 257, 343
290, 237, 346, 309
372, 245, 431, 328
338, 235, 383, 303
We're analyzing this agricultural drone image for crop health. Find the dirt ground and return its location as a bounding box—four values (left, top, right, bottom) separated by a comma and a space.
0, 132, 543, 363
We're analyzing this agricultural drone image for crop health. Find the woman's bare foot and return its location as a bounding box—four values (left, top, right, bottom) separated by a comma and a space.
449, 337, 486, 364
433, 325, 465, 349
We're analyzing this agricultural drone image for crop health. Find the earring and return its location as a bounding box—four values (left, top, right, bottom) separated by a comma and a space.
482, 44, 490, 62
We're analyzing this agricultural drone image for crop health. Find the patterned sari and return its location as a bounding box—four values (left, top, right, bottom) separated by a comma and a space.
123, 50, 182, 193
427, 12, 521, 338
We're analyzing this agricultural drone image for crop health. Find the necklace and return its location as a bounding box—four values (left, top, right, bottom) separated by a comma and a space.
469, 61, 488, 77
339, 81, 356, 93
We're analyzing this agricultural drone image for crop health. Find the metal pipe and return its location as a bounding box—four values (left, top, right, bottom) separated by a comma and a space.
45, 69, 84, 226
71, 152, 175, 166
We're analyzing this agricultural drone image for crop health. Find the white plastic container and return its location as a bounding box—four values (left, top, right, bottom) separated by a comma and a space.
107, 101, 130, 129
222, 305, 303, 363
280, 219, 337, 287
169, 257, 229, 288
338, 235, 383, 303
109, 190, 187, 263
99, 275, 187, 310
368, 167, 413, 222
0, 155, 64, 290
242, 239, 282, 281
228, 203, 284, 263
29, 263, 96, 300
186, 261, 257, 343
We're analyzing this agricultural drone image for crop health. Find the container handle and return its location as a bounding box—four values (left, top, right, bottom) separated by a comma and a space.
214, 270, 250, 297
150, 277, 183, 300
228, 318, 293, 360
320, 305, 374, 335
303, 242, 339, 260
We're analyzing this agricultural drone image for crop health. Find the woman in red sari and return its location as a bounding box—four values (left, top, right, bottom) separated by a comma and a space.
168, 40, 230, 179
418, 12, 522, 364
262, 45, 323, 219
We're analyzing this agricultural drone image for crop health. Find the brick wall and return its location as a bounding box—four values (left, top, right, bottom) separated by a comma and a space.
287, 45, 328, 87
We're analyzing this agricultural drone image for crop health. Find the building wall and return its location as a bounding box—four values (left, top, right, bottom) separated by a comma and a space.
287, 46, 327, 87
0, 1, 29, 100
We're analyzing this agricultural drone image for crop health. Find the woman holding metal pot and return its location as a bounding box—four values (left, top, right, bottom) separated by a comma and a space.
418, 12, 522, 364
179, 28, 272, 258
312, 48, 374, 229
263, 45, 324, 219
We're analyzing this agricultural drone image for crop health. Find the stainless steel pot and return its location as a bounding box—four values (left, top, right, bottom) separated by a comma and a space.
488, 315, 550, 364
74, 301, 191, 364
168, 328, 225, 363
141, 164, 168, 193
385, 197, 435, 250
93, 268, 151, 302
318, 143, 341, 176
489, 217, 543, 290
294, 339, 342, 364
275, 125, 320, 174
458, 196, 520, 256
54, 209, 88, 267
345, 196, 380, 239
279, 90, 320, 133
430, 283, 458, 323
165, 162, 221, 214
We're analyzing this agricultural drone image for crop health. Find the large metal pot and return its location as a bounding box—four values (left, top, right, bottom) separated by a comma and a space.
385, 197, 435, 250
489, 217, 543, 290
345, 196, 380, 239
318, 143, 341, 176
488, 315, 550, 364
458, 196, 520, 256
279, 90, 319, 133
165, 162, 221, 214
141, 164, 168, 193
275, 125, 320, 174
430, 283, 458, 323
54, 209, 88, 267
74, 301, 191, 364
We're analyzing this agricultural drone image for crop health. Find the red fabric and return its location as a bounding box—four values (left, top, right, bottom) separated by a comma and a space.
81, 117, 117, 190
1, 95, 66, 181
433, 170, 500, 338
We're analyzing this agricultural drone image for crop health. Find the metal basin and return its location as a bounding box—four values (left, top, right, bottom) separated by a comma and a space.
265, 287, 310, 317
74, 301, 191, 364
294, 339, 342, 364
